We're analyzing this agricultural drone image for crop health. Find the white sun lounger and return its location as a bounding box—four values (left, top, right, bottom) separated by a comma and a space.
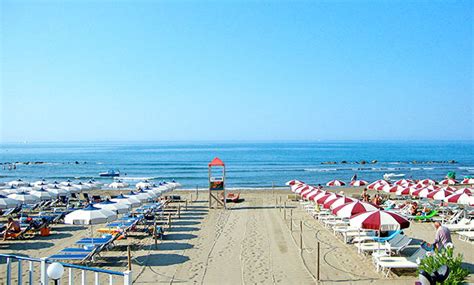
375, 247, 428, 277
355, 235, 411, 255
445, 219, 474, 232
458, 231, 474, 242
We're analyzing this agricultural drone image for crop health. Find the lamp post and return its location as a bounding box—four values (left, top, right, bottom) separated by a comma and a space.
47, 262, 64, 285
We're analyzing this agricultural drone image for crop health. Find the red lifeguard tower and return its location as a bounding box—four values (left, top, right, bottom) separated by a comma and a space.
208, 157, 226, 209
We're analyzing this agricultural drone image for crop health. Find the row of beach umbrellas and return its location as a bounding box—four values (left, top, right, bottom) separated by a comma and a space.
321, 177, 474, 188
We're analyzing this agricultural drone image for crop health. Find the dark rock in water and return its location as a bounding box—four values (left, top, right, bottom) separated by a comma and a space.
321, 161, 337, 165
75, 161, 79, 164
341, 160, 347, 164
371, 160, 378, 164
448, 160, 457, 164
360, 160, 366, 165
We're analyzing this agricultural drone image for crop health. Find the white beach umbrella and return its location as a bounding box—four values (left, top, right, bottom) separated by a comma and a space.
0, 194, 21, 209
47, 185, 70, 197
64, 204, 117, 225
137, 188, 157, 200
1, 185, 20, 194
73, 182, 91, 191
108, 181, 129, 189
33, 179, 48, 186
7, 179, 28, 187
60, 179, 74, 186
33, 182, 50, 190
136, 180, 152, 190
124, 191, 147, 203
84, 180, 102, 190
61, 183, 80, 193
30, 188, 53, 201
94, 199, 131, 214
110, 194, 141, 207
47, 181, 62, 188
8, 191, 39, 204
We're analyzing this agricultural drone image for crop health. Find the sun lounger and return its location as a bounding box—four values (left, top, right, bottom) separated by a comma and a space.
48, 245, 103, 263
458, 231, 474, 242
352, 230, 401, 244
375, 247, 428, 277
355, 235, 411, 255
445, 219, 474, 232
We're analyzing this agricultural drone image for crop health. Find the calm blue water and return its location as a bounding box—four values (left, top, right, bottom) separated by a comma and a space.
1, 141, 473, 188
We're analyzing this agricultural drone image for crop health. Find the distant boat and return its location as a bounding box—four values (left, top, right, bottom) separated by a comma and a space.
99, 169, 120, 177
383, 173, 405, 181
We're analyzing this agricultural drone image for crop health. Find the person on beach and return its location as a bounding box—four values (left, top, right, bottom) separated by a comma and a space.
3, 217, 21, 240
361, 188, 370, 202
433, 221, 452, 251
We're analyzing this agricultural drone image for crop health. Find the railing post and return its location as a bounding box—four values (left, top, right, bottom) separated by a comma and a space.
18, 259, 22, 285
81, 270, 86, 285
95, 272, 99, 285
109, 274, 114, 285
29, 261, 34, 285
123, 270, 132, 285
6, 257, 11, 285
40, 258, 48, 285
69, 268, 73, 285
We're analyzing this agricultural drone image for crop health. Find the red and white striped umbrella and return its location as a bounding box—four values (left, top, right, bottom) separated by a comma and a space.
383, 185, 405, 193
292, 184, 308, 194
412, 188, 433, 198
312, 191, 327, 202
350, 210, 410, 231
395, 187, 411, 196
439, 179, 457, 185
413, 183, 426, 190
316, 193, 340, 205
426, 185, 441, 191
427, 189, 453, 200
350, 180, 368, 187
327, 196, 357, 210
367, 180, 389, 190
286, 180, 305, 186
332, 201, 379, 218
441, 186, 457, 192
300, 187, 314, 197
418, 179, 436, 186
374, 183, 387, 191
306, 190, 321, 200
444, 193, 472, 205
461, 178, 474, 185
326, 180, 346, 187
455, 188, 473, 195
394, 179, 413, 186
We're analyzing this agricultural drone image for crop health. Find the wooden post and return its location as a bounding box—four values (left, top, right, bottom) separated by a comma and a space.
190, 194, 193, 204
185, 199, 188, 211
127, 245, 132, 271
178, 204, 181, 219
153, 219, 158, 247
196, 185, 199, 201
317, 241, 320, 282
168, 213, 172, 229
284, 202, 286, 220
275, 197, 278, 209
290, 209, 293, 232
299, 221, 303, 254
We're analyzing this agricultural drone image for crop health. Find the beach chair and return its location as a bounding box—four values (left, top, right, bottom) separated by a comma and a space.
48, 244, 104, 263
375, 247, 428, 277
355, 235, 411, 255
411, 210, 438, 222
352, 230, 402, 244
444, 219, 474, 232
457, 231, 474, 242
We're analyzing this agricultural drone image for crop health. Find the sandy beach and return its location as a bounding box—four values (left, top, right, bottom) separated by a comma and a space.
0, 188, 472, 284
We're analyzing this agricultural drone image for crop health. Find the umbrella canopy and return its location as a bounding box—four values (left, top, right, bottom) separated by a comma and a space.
60, 179, 74, 186
326, 196, 357, 210
2, 185, 20, 194
110, 194, 141, 207
412, 188, 432, 198
350, 180, 368, 187
426, 185, 441, 191
33, 179, 48, 186
85, 180, 102, 190
305, 190, 320, 200
383, 185, 405, 193
47, 181, 62, 188
326, 180, 346, 187
135, 189, 156, 201
455, 188, 473, 195
316, 193, 340, 205
461, 178, 474, 185
395, 187, 412, 196
7, 191, 39, 204
350, 210, 410, 231
108, 181, 129, 189
393, 179, 413, 186
444, 193, 472, 205
124, 191, 147, 203
73, 182, 91, 191
439, 179, 457, 185
286, 180, 305, 186
33, 181, 49, 190
30, 188, 53, 201
136, 181, 152, 190
46, 185, 70, 197
7, 179, 28, 187
441, 186, 457, 192
0, 195, 20, 209
64, 204, 117, 225
293, 184, 309, 194
94, 199, 131, 214
300, 187, 314, 197
60, 183, 80, 193
427, 189, 453, 200
418, 179, 436, 186
332, 201, 378, 218
367, 180, 389, 190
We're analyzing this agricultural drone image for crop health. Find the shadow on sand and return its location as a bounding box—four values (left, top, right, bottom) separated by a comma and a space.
0, 241, 55, 251
135, 253, 190, 266
164, 233, 198, 241
167, 227, 200, 233
172, 220, 201, 226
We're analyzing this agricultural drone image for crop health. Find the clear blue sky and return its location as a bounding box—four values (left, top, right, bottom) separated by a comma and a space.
1, 0, 472, 142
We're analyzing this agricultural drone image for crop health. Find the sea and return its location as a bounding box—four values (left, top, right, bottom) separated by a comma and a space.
1, 141, 473, 189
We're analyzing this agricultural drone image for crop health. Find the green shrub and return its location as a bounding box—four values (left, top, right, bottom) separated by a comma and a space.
418, 246, 470, 285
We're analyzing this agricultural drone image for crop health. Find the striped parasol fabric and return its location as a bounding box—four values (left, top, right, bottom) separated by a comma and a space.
426, 185, 441, 191
461, 178, 474, 185
286, 180, 305, 186
455, 188, 473, 195
332, 201, 379, 218
383, 185, 405, 193
300, 187, 314, 197
395, 187, 411, 196
291, 184, 307, 193
418, 179, 436, 186
350, 180, 368, 187
394, 179, 413, 186
427, 189, 453, 200
442, 186, 457, 192
312, 191, 327, 202
326, 196, 357, 210
350, 210, 410, 231
411, 188, 433, 198
316, 193, 340, 205
439, 179, 457, 185
306, 190, 321, 200
444, 193, 472, 205
326, 180, 346, 187
367, 180, 389, 190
